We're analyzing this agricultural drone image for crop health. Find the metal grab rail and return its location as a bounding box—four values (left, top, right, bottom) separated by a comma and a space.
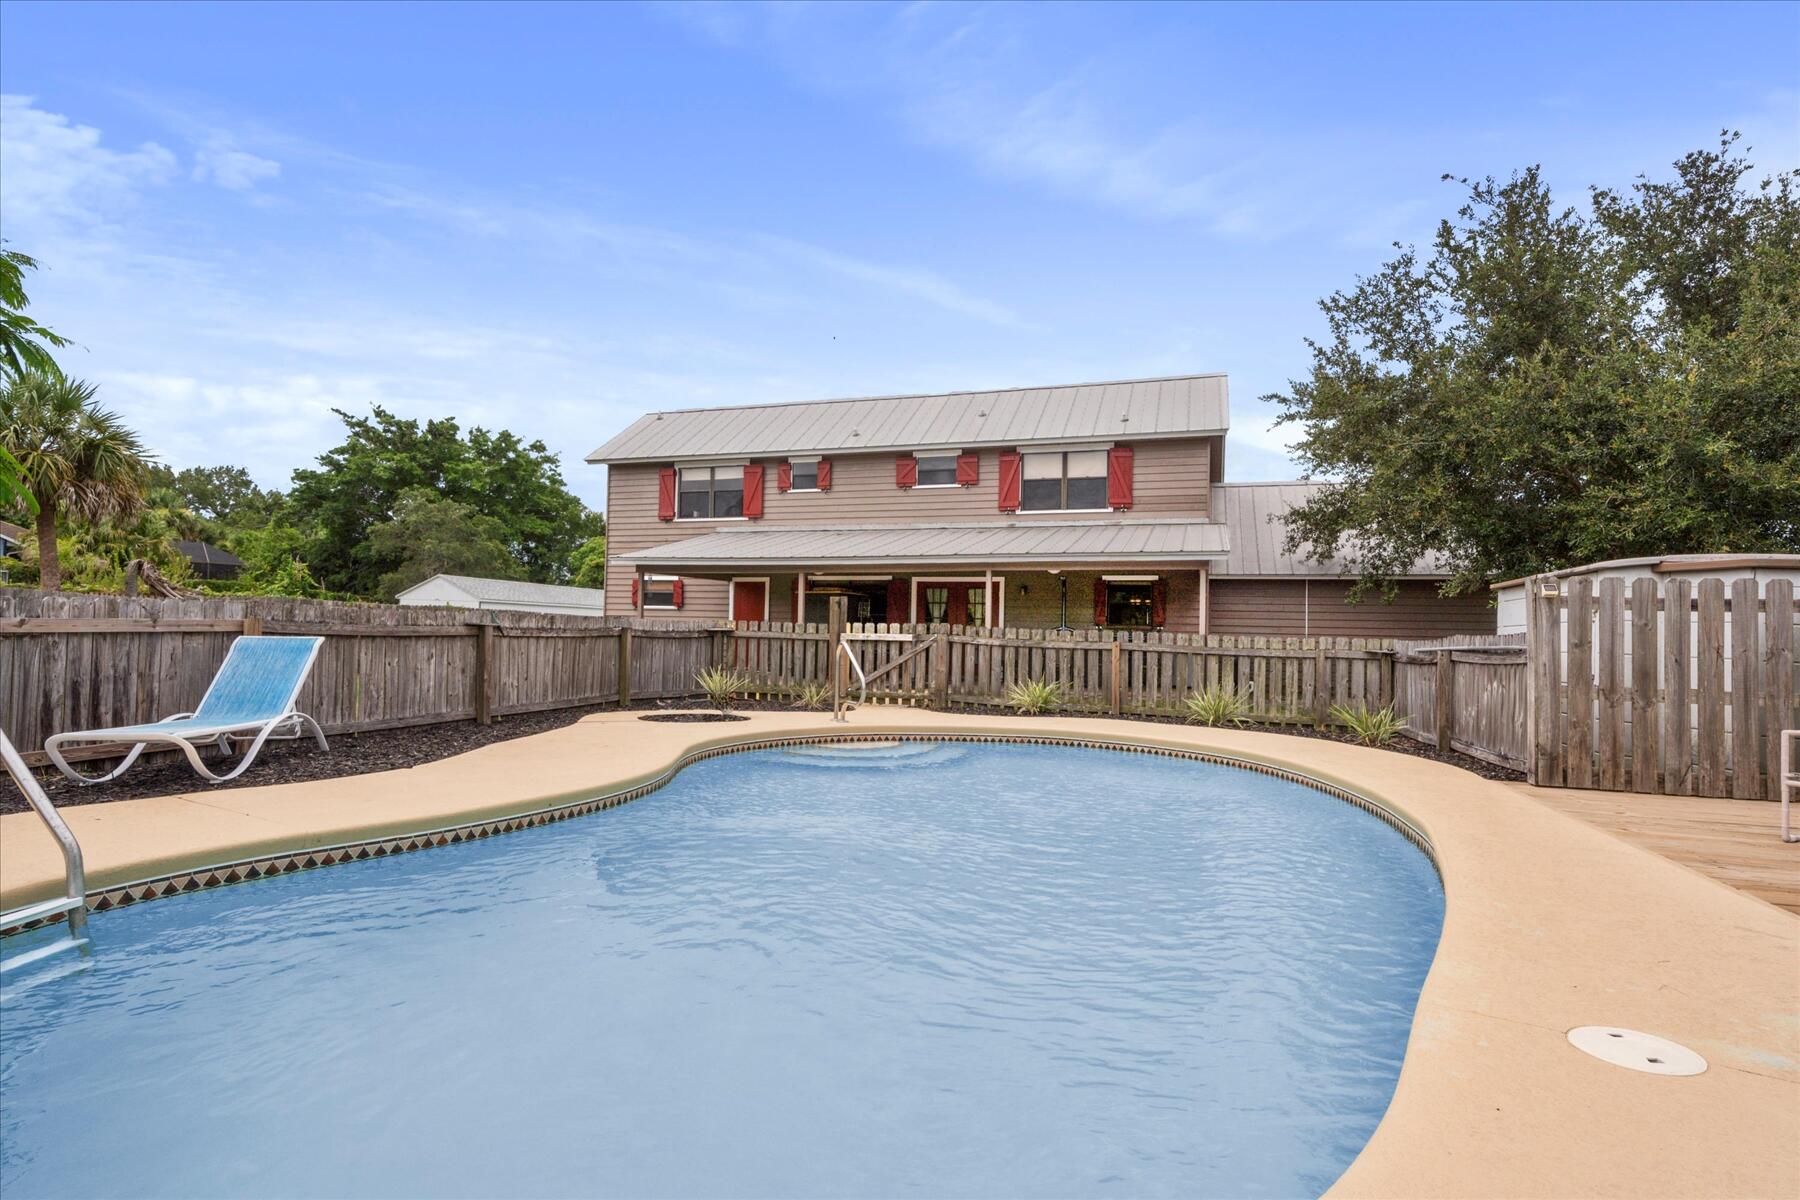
1, 728, 89, 959
833, 637, 868, 723
1782, 730, 1799, 844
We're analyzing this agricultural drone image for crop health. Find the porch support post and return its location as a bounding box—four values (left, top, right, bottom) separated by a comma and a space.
797, 573, 807, 626
984, 567, 994, 629
1197, 564, 1210, 636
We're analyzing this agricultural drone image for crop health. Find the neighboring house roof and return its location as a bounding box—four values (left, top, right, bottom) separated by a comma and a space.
1210, 482, 1451, 578
615, 518, 1230, 571
174, 540, 246, 570
587, 373, 1230, 464
395, 574, 608, 608
0, 520, 24, 546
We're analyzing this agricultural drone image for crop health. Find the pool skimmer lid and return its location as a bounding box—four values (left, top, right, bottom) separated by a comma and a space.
1567, 1027, 1706, 1076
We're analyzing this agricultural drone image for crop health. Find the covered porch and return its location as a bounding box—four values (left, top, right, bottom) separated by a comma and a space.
615, 518, 1229, 634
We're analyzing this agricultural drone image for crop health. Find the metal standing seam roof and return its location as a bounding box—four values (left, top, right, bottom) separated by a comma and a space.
586, 374, 1229, 464
1210, 482, 1453, 578
615, 519, 1230, 569
398, 574, 608, 606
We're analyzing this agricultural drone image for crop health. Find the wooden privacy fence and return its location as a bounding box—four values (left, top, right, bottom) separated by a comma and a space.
1528, 576, 1798, 800
727, 620, 1397, 721
1394, 635, 1528, 770
1, 594, 714, 766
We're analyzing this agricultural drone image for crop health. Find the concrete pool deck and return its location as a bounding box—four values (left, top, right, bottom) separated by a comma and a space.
3, 708, 1796, 1199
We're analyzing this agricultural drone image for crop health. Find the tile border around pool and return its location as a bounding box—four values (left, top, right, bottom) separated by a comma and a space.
0, 732, 1435, 937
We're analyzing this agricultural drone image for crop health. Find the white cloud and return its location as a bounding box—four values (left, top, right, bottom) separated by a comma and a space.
193, 141, 281, 190
0, 94, 178, 226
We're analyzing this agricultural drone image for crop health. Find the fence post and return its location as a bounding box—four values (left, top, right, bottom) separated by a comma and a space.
241, 616, 264, 637
616, 626, 632, 707
473, 622, 494, 725
1312, 646, 1329, 729
1110, 640, 1122, 715
1435, 646, 1454, 752
931, 633, 950, 709
828, 596, 847, 713
1527, 575, 1563, 787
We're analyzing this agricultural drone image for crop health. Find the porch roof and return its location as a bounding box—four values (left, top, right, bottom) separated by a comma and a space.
615, 518, 1230, 572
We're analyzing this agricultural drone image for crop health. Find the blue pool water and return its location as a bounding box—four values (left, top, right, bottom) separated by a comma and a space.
1, 742, 1443, 1199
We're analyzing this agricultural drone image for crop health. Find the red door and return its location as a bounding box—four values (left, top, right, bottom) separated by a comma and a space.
731, 579, 767, 622
916, 581, 992, 626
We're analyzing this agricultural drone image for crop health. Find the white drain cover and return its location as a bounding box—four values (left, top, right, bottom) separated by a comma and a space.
1567, 1026, 1706, 1076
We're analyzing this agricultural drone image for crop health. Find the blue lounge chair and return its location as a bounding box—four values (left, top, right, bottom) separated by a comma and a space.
45, 635, 329, 785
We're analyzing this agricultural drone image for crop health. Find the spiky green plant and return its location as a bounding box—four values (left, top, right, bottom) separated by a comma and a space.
1183, 685, 1252, 727
694, 666, 751, 712
791, 681, 832, 711
1004, 678, 1064, 715
1331, 702, 1406, 746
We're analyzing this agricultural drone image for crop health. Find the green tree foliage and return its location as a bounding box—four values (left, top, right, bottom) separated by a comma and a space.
1270, 133, 1799, 596
165, 464, 282, 529
0, 246, 72, 381
1, 373, 150, 590
286, 406, 602, 596
569, 527, 606, 589
368, 487, 524, 601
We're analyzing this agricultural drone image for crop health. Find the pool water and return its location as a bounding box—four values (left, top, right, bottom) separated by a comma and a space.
1, 742, 1443, 1199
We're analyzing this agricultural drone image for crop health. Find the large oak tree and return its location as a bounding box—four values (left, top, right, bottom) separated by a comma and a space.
1269, 134, 1799, 596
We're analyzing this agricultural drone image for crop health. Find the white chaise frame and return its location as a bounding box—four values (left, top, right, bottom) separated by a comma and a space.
44, 636, 329, 786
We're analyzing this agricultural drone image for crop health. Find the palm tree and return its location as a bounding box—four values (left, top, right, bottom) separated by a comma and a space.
1, 373, 149, 590
0, 246, 71, 381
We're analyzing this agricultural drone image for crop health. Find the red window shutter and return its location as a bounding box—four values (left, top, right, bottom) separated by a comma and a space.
816, 459, 832, 490
743, 464, 765, 518
1107, 446, 1134, 509
997, 451, 1021, 512
657, 467, 677, 521
956, 453, 979, 486
776, 462, 792, 492
895, 456, 917, 489
1150, 578, 1167, 627
630, 578, 639, 608
1093, 578, 1109, 626
886, 579, 910, 623
671, 578, 685, 609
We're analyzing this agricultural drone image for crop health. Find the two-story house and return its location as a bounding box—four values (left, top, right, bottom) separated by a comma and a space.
588, 374, 1493, 637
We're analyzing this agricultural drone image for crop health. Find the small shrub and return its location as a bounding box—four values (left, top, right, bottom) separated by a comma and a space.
791, 682, 832, 711
1005, 678, 1064, 714
1331, 702, 1405, 746
695, 666, 751, 712
1183, 685, 1251, 727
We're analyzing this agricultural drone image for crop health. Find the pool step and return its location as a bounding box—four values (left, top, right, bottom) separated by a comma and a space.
778, 741, 965, 768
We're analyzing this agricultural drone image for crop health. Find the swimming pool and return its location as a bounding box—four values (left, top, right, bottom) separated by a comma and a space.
0, 740, 1443, 1199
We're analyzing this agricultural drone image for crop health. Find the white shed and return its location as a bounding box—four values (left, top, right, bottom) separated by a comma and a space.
395, 574, 606, 617
1492, 555, 1800, 634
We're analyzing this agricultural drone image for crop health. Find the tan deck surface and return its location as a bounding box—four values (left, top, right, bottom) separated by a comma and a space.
4, 710, 1797, 1200
1514, 782, 1800, 916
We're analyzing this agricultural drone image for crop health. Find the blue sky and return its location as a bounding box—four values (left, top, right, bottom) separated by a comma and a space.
2, 1, 1795, 511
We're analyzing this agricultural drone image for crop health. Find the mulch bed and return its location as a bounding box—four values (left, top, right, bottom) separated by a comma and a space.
7, 699, 1518, 814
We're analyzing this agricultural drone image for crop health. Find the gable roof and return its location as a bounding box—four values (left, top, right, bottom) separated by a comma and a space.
587, 373, 1229, 464
0, 520, 25, 544
397, 574, 608, 607
174, 539, 246, 570
1211, 482, 1452, 578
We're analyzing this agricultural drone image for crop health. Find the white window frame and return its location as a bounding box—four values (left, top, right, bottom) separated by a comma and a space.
728, 576, 771, 621
912, 449, 962, 489
642, 574, 680, 610
675, 461, 750, 522
912, 575, 1007, 628
786, 455, 822, 494
1019, 448, 1111, 514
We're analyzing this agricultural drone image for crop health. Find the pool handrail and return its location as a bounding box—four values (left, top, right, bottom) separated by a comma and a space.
834, 637, 868, 723
0, 726, 89, 958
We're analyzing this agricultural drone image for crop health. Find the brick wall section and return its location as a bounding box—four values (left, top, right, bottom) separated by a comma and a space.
1208, 580, 1494, 638
601, 438, 1216, 618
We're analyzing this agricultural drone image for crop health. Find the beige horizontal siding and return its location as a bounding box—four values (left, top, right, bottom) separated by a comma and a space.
1208, 580, 1494, 638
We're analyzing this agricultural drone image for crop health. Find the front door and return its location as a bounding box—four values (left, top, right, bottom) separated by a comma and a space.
916, 581, 991, 627
731, 578, 768, 622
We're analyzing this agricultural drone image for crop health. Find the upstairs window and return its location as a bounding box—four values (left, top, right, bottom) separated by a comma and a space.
678, 465, 743, 519
1021, 449, 1108, 511
915, 453, 959, 486
789, 460, 818, 491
